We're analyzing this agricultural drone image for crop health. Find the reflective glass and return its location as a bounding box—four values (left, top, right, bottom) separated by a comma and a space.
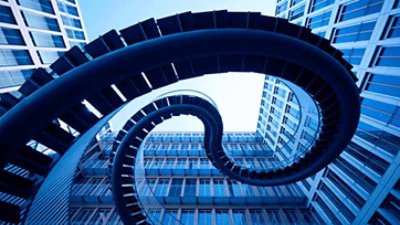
366, 73, 400, 98
17, 0, 54, 14
37, 50, 63, 64
0, 5, 16, 24
375, 46, 400, 67
0, 49, 33, 66
308, 10, 332, 29
339, 0, 384, 22
0, 27, 24, 45
30, 31, 65, 48
22, 11, 60, 31
333, 21, 376, 43
311, 0, 334, 12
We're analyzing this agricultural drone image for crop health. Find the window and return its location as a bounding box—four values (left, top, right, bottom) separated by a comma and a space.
184, 178, 197, 196
320, 183, 355, 222
199, 158, 209, 169
213, 179, 226, 197
216, 210, 230, 225
168, 178, 182, 196
0, 49, 33, 66
57, 1, 79, 16
30, 31, 65, 48
66, 29, 85, 40
155, 178, 169, 196
199, 179, 210, 196
276, 0, 288, 14
335, 157, 377, 194
339, 0, 384, 22
198, 210, 212, 225
315, 196, 341, 225
188, 158, 197, 169
374, 46, 400, 67
361, 98, 400, 127
227, 179, 242, 196
0, 5, 16, 24
17, 0, 54, 14
37, 50, 63, 64
162, 210, 178, 225
232, 210, 247, 225
249, 210, 265, 225
0, 28, 24, 45
61, 14, 82, 28
356, 121, 400, 155
340, 48, 366, 65
180, 210, 195, 225
289, 5, 305, 21
307, 10, 332, 29
311, 0, 334, 12
346, 142, 390, 176
176, 158, 187, 168
0, 69, 32, 88
366, 74, 400, 97
165, 158, 175, 169
22, 11, 60, 31
333, 21, 376, 43
384, 16, 400, 39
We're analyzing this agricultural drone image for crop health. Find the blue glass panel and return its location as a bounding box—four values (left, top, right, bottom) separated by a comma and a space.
340, 0, 384, 22
376, 46, 400, 67
184, 178, 196, 196
0, 49, 33, 66
37, 50, 63, 64
289, 5, 305, 21
168, 178, 182, 196
17, 0, 54, 14
66, 29, 85, 40
367, 73, 400, 98
198, 210, 212, 225
311, 0, 335, 12
0, 27, 24, 45
276, 0, 288, 14
249, 210, 265, 225
0, 69, 32, 88
387, 17, 400, 38
308, 10, 332, 29
232, 210, 247, 225
199, 179, 210, 196
57, 1, 78, 16
61, 14, 82, 28
0, 5, 16, 24
30, 31, 65, 48
22, 11, 60, 31
334, 21, 376, 43
341, 48, 366, 65
180, 210, 195, 225
357, 121, 400, 155
216, 210, 230, 225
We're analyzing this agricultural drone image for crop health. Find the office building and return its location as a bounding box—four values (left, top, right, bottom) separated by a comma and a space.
0, 0, 87, 92
272, 0, 400, 224
0, 1, 399, 224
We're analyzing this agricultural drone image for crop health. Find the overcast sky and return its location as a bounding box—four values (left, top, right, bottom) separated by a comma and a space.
79, 1, 277, 132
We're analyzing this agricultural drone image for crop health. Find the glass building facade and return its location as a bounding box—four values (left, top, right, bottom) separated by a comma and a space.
273, 0, 400, 224
1, 0, 399, 224
0, 0, 87, 92
69, 130, 321, 225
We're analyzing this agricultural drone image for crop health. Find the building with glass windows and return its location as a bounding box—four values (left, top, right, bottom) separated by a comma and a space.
0, 0, 399, 224
273, 0, 400, 224
0, 0, 87, 92
68, 129, 321, 225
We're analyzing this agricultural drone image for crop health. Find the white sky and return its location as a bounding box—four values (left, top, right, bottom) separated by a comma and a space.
79, 1, 277, 132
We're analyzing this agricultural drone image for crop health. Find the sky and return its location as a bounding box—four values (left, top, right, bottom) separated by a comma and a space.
78, 1, 277, 132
